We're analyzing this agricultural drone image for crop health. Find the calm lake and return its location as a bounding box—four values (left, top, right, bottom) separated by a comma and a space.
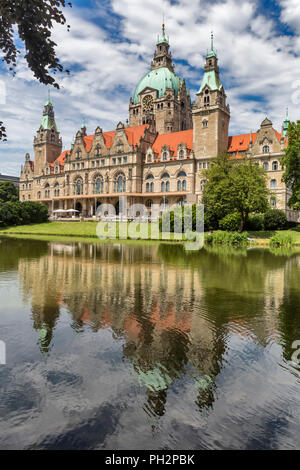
0, 236, 300, 450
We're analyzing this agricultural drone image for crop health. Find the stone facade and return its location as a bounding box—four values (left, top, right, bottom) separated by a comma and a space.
19, 27, 299, 223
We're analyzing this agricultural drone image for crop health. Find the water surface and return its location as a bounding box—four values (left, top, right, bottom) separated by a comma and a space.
0, 237, 300, 450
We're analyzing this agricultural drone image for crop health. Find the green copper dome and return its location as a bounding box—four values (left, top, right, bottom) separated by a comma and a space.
133, 67, 183, 104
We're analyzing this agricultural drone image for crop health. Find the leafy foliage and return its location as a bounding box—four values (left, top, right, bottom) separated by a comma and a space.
245, 214, 265, 231
264, 209, 288, 231
0, 0, 72, 140
0, 181, 19, 202
0, 200, 48, 227
282, 121, 300, 210
203, 154, 270, 231
205, 231, 248, 245
219, 213, 241, 232
270, 233, 293, 247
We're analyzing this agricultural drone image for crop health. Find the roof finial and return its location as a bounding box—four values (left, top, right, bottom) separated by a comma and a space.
286, 107, 289, 118
211, 31, 214, 51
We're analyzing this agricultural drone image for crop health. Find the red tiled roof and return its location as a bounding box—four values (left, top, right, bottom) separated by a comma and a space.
52, 150, 70, 168
228, 132, 258, 153
152, 129, 193, 157
83, 124, 149, 152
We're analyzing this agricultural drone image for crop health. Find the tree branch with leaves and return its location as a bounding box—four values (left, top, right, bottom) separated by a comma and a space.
0, 0, 72, 141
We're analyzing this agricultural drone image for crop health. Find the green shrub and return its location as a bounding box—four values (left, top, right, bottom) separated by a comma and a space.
205, 231, 248, 245
0, 201, 48, 227
160, 205, 204, 233
246, 214, 265, 231
270, 233, 294, 247
264, 209, 288, 230
219, 213, 241, 231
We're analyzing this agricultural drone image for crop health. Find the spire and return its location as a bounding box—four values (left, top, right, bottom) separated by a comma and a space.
207, 31, 217, 58
282, 107, 290, 137
158, 22, 169, 44
41, 93, 57, 131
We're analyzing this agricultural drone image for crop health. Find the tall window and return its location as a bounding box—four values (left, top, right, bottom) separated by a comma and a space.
177, 180, 182, 191
95, 177, 104, 194
54, 183, 60, 197
115, 174, 126, 193
202, 120, 208, 128
272, 161, 278, 171
263, 145, 270, 153
75, 178, 83, 195
179, 149, 185, 159
270, 179, 277, 189
45, 183, 50, 198
270, 197, 276, 208
263, 162, 269, 171
76, 149, 82, 160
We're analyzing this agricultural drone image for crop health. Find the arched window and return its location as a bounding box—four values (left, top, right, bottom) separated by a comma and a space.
263, 162, 269, 171
146, 199, 153, 208
161, 181, 165, 192
179, 149, 185, 159
163, 151, 168, 161
270, 197, 276, 208
45, 184, 50, 198
147, 153, 152, 163
272, 161, 278, 171
166, 181, 170, 192
178, 171, 186, 178
114, 173, 126, 193
263, 145, 270, 154
146, 173, 154, 180
37, 191, 41, 199
75, 178, 83, 195
76, 149, 82, 160
270, 179, 277, 189
202, 120, 208, 128
182, 180, 187, 191
177, 180, 182, 191
200, 179, 207, 191
150, 182, 154, 192
54, 182, 60, 197
95, 176, 104, 194
161, 172, 170, 179
51, 134, 55, 142
146, 182, 150, 192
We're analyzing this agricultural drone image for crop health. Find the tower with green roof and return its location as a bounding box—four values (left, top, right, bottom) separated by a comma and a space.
282, 109, 290, 137
193, 33, 230, 159
33, 93, 62, 175
129, 24, 193, 134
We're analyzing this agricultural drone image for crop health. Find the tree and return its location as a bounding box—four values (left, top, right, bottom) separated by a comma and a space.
203, 155, 270, 232
0, 181, 19, 202
202, 152, 233, 230
282, 121, 300, 210
0, 0, 72, 141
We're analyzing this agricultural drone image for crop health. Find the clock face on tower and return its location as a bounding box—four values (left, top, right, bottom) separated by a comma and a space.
143, 95, 154, 110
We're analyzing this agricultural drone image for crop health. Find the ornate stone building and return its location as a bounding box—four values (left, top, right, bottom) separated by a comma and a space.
19, 26, 299, 222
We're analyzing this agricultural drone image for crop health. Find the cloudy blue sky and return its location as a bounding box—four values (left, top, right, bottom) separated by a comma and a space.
1, 0, 300, 176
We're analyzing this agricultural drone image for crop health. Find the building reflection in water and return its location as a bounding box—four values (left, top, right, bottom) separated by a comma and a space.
12, 238, 300, 417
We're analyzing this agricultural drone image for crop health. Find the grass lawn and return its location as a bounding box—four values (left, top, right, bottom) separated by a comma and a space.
0, 221, 184, 242
0, 222, 299, 245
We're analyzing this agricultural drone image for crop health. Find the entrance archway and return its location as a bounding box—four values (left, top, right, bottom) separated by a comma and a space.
75, 202, 82, 215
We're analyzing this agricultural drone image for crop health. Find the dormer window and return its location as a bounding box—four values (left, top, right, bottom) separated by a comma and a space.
163, 151, 168, 161
263, 145, 270, 153
179, 149, 185, 159
76, 149, 82, 160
